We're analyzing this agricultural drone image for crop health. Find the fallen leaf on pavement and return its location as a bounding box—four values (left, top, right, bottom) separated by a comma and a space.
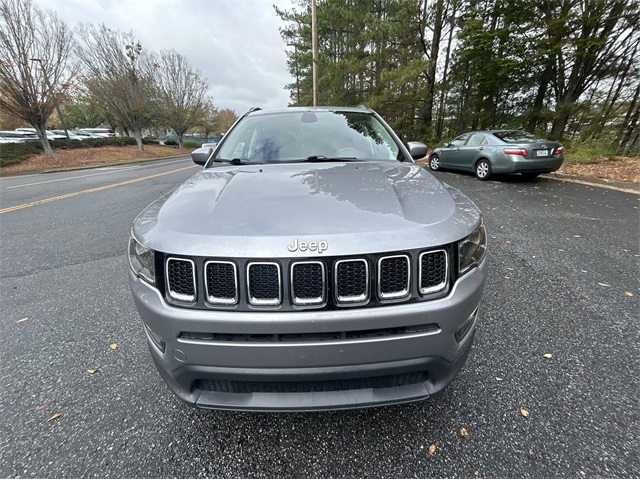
505, 240, 511, 245
496, 376, 504, 381
625, 291, 634, 297
87, 369, 99, 374
109, 343, 117, 350
543, 353, 553, 358
35, 403, 49, 411
17, 317, 28, 323
56, 377, 62, 383
598, 283, 611, 287
459, 427, 469, 437
520, 408, 529, 418
428, 443, 436, 455
47, 413, 61, 422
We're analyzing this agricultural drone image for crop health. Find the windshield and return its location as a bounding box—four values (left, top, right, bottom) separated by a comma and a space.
213, 110, 403, 164
493, 130, 542, 143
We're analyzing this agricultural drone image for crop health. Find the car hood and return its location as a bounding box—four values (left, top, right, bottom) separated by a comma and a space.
133, 161, 481, 257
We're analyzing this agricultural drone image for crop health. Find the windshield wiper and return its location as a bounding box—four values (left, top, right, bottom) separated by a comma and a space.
213, 158, 260, 165
302, 155, 360, 162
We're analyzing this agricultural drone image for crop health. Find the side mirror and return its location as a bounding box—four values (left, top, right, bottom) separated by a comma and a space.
191, 146, 213, 166
443, 142, 451, 148
407, 141, 428, 160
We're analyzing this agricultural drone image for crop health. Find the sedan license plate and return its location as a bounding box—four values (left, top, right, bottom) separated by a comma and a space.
535, 149, 549, 157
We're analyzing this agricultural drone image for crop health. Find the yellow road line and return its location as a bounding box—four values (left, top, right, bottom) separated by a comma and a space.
0, 165, 196, 215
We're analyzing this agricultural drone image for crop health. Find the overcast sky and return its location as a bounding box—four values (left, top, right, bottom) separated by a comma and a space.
34, 0, 297, 114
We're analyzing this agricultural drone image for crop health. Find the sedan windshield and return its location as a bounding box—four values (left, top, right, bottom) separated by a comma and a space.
213, 110, 403, 164
493, 130, 542, 143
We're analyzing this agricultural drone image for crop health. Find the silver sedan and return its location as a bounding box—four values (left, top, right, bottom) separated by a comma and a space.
429, 130, 564, 180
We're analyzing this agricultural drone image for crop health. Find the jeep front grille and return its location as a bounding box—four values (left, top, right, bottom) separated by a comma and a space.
335, 259, 369, 303
247, 262, 281, 306
291, 261, 325, 305
166, 258, 196, 302
205, 261, 238, 305
419, 249, 448, 294
378, 255, 410, 299
163, 247, 451, 309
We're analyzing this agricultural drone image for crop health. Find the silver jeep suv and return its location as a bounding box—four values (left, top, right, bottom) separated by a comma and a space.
128, 106, 487, 411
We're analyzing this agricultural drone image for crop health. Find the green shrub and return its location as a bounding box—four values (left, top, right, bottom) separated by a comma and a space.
1, 136, 140, 168
0, 142, 42, 167
182, 139, 202, 148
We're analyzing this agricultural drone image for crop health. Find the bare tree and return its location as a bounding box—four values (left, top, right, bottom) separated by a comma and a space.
75, 23, 154, 150
198, 102, 238, 140
150, 49, 209, 149
0, 0, 74, 157
212, 108, 239, 135
198, 99, 218, 140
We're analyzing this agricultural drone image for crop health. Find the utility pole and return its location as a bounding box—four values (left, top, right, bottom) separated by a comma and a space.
312, 0, 318, 106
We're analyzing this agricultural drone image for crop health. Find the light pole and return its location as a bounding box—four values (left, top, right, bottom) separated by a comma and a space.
30, 58, 70, 139
312, 0, 318, 106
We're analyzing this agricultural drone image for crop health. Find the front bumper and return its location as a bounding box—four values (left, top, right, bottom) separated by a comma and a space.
129, 258, 487, 411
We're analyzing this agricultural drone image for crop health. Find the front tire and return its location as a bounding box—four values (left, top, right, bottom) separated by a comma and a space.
429, 155, 441, 171
475, 159, 492, 180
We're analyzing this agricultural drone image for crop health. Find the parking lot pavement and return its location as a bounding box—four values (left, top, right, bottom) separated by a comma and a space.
0, 163, 638, 477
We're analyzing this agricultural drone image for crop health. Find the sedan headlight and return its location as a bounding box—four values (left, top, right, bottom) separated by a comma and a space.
128, 234, 155, 284
459, 223, 487, 274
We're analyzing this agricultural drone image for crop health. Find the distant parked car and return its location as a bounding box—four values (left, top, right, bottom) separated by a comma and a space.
15, 128, 66, 140
79, 128, 115, 137
72, 130, 101, 139
428, 130, 564, 180
51, 130, 85, 141
0, 130, 38, 142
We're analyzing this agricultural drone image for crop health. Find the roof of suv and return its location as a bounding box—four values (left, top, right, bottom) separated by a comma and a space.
245, 106, 374, 117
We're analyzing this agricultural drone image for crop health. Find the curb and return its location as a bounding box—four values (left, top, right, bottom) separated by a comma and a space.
541, 171, 640, 194
416, 162, 638, 194
0, 154, 189, 177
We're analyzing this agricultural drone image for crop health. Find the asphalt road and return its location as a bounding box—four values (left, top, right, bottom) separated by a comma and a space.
1, 159, 638, 478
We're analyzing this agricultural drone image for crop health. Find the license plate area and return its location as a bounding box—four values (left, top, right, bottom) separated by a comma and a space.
535, 149, 549, 157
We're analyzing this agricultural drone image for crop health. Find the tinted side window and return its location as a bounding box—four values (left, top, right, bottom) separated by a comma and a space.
450, 134, 471, 147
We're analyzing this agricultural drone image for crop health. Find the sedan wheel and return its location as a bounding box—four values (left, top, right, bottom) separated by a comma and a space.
475, 159, 491, 180
429, 155, 441, 171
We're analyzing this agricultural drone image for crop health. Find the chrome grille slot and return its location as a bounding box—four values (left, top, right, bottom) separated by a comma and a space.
335, 259, 369, 303
291, 261, 325, 305
419, 249, 448, 294
166, 257, 196, 302
378, 255, 410, 299
205, 261, 238, 305
247, 262, 281, 306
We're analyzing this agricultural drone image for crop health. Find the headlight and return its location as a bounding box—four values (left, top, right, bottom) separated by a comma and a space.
459, 222, 487, 274
128, 234, 155, 284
